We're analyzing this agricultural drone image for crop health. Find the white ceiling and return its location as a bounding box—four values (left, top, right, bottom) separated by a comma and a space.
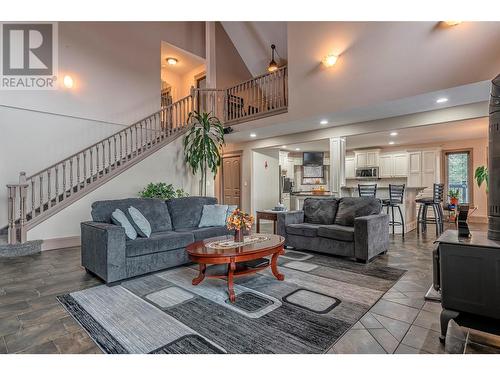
161, 41, 205, 76
262, 117, 488, 152
221, 22, 287, 76
225, 21, 500, 144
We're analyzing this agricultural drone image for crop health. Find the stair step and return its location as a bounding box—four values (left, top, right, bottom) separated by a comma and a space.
0, 238, 42, 257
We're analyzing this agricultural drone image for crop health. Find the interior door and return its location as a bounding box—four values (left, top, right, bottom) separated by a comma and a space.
222, 156, 241, 207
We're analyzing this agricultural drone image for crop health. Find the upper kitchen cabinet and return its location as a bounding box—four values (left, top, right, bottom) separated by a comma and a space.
407, 149, 441, 188
345, 156, 356, 179
380, 153, 408, 178
354, 149, 380, 168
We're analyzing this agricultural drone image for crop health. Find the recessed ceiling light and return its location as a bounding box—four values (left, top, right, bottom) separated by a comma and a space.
320, 119, 328, 125
436, 97, 448, 103
390, 132, 398, 136
281, 145, 287, 148
166, 57, 178, 65
388, 141, 395, 145
295, 148, 301, 151
250, 133, 257, 138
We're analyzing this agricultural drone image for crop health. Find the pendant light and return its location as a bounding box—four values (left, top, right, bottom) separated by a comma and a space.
267, 44, 278, 73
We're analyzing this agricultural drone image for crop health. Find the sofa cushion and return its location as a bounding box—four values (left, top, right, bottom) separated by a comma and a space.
286, 223, 320, 237
317, 224, 355, 242
303, 198, 338, 225
166, 196, 218, 230
92, 198, 172, 232
176, 226, 230, 241
125, 231, 194, 258
335, 197, 382, 226
198, 204, 229, 227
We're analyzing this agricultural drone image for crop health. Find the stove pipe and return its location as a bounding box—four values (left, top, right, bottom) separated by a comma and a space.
488, 74, 500, 240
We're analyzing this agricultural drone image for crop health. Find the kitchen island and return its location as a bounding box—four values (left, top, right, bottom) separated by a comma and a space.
289, 192, 336, 211
341, 185, 426, 234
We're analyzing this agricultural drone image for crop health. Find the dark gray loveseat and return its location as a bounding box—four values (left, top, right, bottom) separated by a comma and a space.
81, 196, 231, 283
277, 197, 389, 263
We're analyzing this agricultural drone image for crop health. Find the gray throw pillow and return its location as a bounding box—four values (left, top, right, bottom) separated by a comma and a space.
128, 206, 152, 238
111, 209, 137, 240
335, 197, 382, 226
198, 204, 229, 227
303, 198, 338, 224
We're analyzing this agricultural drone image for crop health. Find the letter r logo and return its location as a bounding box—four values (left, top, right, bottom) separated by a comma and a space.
2, 23, 53, 75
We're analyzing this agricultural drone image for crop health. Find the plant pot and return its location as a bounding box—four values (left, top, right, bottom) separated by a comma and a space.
234, 229, 244, 243
450, 198, 459, 206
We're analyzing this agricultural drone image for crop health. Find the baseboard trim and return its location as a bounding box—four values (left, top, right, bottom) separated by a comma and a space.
469, 215, 488, 224
42, 236, 81, 251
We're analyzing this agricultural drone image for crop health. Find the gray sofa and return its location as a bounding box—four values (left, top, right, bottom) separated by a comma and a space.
81, 196, 231, 283
277, 197, 389, 263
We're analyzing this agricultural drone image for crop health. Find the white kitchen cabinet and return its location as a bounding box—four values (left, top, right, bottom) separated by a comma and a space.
355, 153, 368, 168
379, 154, 394, 178
354, 149, 380, 169
407, 150, 440, 188
379, 152, 408, 178
393, 153, 408, 177
366, 151, 379, 167
345, 156, 356, 179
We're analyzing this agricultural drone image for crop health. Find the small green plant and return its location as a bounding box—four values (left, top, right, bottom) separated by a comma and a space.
448, 189, 459, 199
474, 166, 489, 193
139, 183, 188, 200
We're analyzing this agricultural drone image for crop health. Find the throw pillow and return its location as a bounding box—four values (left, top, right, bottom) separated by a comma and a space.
128, 206, 152, 238
334, 197, 382, 226
303, 198, 338, 224
198, 204, 229, 227
111, 208, 137, 240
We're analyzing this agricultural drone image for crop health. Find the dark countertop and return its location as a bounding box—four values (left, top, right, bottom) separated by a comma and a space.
435, 230, 500, 249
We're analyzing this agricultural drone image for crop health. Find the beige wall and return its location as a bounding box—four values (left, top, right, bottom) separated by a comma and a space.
215, 22, 252, 88
252, 149, 280, 214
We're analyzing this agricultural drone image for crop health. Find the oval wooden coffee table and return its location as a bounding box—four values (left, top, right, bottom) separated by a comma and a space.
186, 234, 285, 303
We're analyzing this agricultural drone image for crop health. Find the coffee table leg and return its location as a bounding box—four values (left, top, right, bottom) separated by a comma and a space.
192, 263, 206, 285
271, 248, 285, 281
227, 260, 236, 303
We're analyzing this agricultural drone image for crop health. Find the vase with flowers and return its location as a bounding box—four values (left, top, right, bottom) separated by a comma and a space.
226, 209, 254, 243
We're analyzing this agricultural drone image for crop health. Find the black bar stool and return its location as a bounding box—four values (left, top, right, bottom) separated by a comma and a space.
382, 184, 405, 238
416, 183, 445, 235
358, 184, 377, 197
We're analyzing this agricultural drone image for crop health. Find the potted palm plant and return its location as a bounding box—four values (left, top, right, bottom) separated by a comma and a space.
183, 111, 225, 195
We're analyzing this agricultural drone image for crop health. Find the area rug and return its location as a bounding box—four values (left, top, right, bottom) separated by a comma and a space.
58, 250, 405, 354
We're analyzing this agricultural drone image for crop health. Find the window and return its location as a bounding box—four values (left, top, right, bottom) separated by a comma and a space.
444, 150, 472, 204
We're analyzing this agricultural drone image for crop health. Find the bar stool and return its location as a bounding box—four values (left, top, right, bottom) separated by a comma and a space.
382, 184, 405, 238
416, 183, 445, 235
358, 184, 377, 197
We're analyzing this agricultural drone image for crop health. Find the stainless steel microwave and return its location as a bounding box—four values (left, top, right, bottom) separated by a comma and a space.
355, 167, 379, 179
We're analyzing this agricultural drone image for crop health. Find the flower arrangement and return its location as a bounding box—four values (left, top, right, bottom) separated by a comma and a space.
226, 209, 254, 242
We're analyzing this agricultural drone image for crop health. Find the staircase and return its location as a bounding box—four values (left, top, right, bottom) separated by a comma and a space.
4, 67, 288, 248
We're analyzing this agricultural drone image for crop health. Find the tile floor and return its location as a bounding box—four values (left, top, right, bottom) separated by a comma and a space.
1, 222, 499, 354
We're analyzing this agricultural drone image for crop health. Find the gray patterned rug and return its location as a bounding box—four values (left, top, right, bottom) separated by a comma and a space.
58, 250, 405, 354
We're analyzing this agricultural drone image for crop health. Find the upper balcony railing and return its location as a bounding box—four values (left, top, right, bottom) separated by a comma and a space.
223, 65, 287, 125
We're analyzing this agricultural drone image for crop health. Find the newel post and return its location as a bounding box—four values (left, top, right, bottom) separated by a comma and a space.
7, 184, 18, 244
18, 172, 28, 243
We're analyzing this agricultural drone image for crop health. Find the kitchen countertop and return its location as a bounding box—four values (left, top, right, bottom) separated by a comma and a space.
290, 192, 335, 196
342, 186, 427, 190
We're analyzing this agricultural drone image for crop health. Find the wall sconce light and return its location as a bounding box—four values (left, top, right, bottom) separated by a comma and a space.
267, 44, 279, 73
166, 57, 178, 65
63, 75, 74, 89
443, 21, 462, 26
322, 54, 339, 67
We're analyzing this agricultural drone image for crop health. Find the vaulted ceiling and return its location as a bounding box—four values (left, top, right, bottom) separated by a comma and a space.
221, 22, 287, 76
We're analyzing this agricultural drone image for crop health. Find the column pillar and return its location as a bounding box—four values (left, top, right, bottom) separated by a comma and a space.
205, 22, 216, 89
329, 137, 346, 197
